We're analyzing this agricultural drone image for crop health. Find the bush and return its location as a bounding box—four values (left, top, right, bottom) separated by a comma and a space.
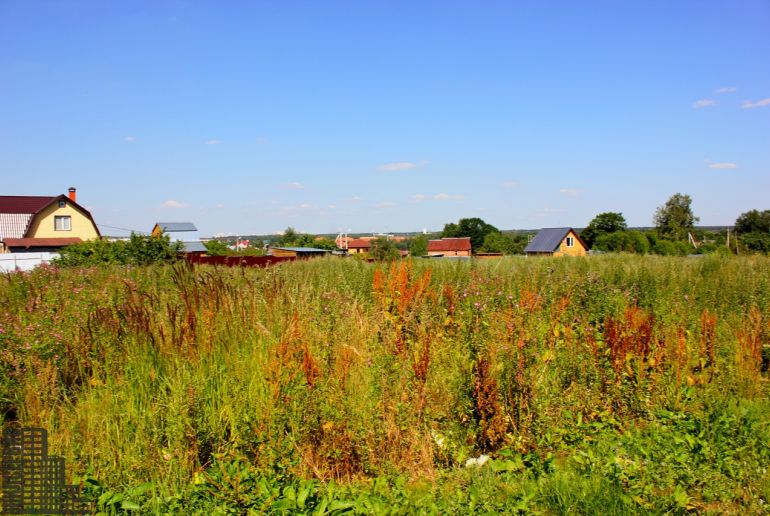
54, 234, 183, 266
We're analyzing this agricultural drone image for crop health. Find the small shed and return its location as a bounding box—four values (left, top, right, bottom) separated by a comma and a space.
270, 247, 330, 258
427, 237, 472, 257
151, 222, 206, 254
524, 228, 588, 257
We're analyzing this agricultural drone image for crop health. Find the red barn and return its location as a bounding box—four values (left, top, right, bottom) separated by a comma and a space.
427, 237, 472, 257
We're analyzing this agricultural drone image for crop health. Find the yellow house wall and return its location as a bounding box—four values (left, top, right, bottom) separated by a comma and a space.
25, 201, 99, 240
553, 231, 587, 257
348, 247, 369, 254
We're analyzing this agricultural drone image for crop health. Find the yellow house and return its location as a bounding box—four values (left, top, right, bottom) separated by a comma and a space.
524, 228, 588, 257
0, 188, 100, 252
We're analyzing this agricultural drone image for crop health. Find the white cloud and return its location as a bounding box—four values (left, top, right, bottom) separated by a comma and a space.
255, 136, 268, 145
281, 182, 304, 190
692, 99, 716, 109
501, 180, 518, 189
559, 188, 581, 197
742, 98, 770, 109
346, 196, 363, 202
375, 201, 396, 208
713, 87, 736, 94
410, 194, 427, 203
708, 162, 737, 169
205, 139, 222, 145
433, 193, 464, 201
124, 136, 137, 143
161, 199, 188, 209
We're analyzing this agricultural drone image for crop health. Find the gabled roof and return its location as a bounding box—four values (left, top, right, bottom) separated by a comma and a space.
427, 237, 472, 252
154, 222, 198, 232
347, 238, 372, 249
0, 194, 101, 239
524, 228, 586, 253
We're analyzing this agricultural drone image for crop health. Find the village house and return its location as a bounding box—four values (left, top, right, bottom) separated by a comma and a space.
346, 238, 372, 254
524, 227, 588, 257
0, 188, 100, 253
151, 222, 206, 254
427, 237, 472, 257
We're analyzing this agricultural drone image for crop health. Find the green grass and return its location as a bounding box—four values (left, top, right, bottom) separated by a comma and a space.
1, 255, 769, 514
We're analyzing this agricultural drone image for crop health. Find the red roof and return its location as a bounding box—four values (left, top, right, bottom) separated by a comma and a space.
427, 237, 472, 252
0, 196, 56, 214
347, 238, 372, 249
3, 237, 83, 249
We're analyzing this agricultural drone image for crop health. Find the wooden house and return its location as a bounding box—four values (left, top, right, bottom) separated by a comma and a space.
427, 237, 472, 257
524, 228, 588, 257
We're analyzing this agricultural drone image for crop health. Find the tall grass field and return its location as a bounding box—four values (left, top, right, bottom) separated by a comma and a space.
1, 255, 769, 514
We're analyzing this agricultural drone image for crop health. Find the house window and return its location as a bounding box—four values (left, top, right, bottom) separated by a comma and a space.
54, 216, 71, 231
58, 200, 66, 208
566, 236, 574, 247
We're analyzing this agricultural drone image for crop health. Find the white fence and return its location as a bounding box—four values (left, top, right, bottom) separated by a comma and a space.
0, 252, 59, 272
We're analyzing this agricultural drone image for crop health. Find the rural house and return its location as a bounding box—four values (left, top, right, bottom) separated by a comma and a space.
524, 228, 588, 257
346, 238, 372, 254
427, 237, 472, 257
0, 188, 100, 253
151, 222, 206, 254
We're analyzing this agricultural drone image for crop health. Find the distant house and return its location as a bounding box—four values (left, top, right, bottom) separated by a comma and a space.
151, 222, 206, 254
0, 188, 100, 253
524, 228, 588, 257
427, 237, 472, 257
346, 238, 372, 254
270, 247, 330, 258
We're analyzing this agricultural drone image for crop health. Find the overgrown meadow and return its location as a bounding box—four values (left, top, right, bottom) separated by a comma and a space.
1, 255, 769, 514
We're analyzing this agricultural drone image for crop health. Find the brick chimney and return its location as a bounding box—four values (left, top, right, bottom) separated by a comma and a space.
68, 187, 76, 202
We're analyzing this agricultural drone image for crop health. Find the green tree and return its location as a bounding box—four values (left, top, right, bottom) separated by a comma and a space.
369, 237, 400, 260
204, 239, 230, 256
278, 227, 298, 246
409, 235, 428, 257
734, 209, 770, 234
580, 212, 627, 248
441, 217, 499, 252
654, 193, 699, 241
480, 232, 526, 254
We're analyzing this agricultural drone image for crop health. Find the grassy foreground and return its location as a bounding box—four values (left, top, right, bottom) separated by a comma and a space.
1, 255, 769, 514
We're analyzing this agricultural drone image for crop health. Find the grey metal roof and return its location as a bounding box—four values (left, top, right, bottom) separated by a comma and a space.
272, 247, 330, 253
524, 227, 574, 253
155, 222, 197, 232
182, 241, 207, 253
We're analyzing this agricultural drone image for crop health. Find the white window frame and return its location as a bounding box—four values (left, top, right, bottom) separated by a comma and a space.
566, 236, 574, 247
54, 215, 71, 231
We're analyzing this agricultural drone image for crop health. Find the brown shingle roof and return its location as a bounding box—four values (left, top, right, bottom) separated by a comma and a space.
0, 196, 56, 214
427, 237, 472, 252
3, 237, 83, 249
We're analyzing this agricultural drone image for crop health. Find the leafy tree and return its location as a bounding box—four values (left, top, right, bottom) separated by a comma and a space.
369, 237, 400, 260
54, 234, 183, 266
580, 212, 627, 248
654, 193, 699, 241
735, 209, 770, 234
480, 232, 526, 254
594, 230, 650, 254
204, 240, 230, 256
740, 232, 770, 253
409, 235, 428, 257
441, 217, 499, 252
278, 227, 298, 246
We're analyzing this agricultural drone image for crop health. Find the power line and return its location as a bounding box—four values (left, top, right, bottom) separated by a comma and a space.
96, 223, 148, 235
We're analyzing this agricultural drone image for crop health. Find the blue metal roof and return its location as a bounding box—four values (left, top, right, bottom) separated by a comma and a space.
181, 241, 207, 253
524, 227, 574, 253
155, 222, 197, 232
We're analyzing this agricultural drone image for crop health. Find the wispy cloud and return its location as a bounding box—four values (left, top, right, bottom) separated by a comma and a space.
124, 136, 137, 143
280, 182, 305, 190
205, 139, 222, 145
377, 160, 428, 171
375, 201, 396, 208
501, 180, 518, 189
742, 98, 770, 109
255, 136, 268, 145
410, 194, 427, 203
713, 87, 736, 94
708, 162, 737, 169
433, 193, 464, 201
161, 199, 188, 209
559, 188, 581, 197
346, 196, 363, 202
692, 99, 716, 109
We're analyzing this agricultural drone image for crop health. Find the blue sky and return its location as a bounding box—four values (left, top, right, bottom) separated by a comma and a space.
1, 1, 769, 236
